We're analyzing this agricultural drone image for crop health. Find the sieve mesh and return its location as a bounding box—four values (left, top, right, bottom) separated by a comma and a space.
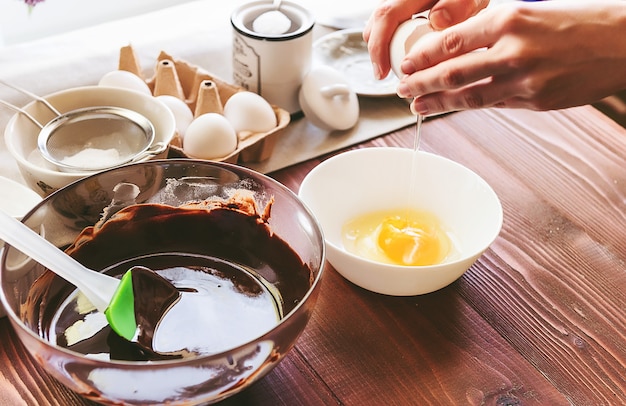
38, 107, 155, 172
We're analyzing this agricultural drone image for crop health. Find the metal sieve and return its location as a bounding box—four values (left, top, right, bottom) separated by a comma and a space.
0, 80, 156, 173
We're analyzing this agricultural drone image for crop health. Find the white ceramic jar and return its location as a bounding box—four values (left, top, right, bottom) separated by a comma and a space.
231, 1, 315, 114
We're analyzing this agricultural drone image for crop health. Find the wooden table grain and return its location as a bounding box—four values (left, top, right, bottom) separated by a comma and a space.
2, 105, 626, 405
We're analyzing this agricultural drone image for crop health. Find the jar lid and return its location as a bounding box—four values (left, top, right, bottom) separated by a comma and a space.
299, 66, 359, 131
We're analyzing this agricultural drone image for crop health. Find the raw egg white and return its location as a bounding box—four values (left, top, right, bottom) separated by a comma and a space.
183, 113, 237, 160
223, 92, 277, 134
156, 95, 194, 137
98, 70, 152, 95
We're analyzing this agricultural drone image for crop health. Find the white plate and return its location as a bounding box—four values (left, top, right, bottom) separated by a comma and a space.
0, 176, 41, 220
0, 176, 42, 317
313, 28, 400, 97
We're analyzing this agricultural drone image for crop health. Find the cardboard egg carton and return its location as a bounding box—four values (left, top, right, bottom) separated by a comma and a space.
118, 45, 290, 163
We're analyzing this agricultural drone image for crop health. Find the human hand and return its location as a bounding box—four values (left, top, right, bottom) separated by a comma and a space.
397, 1, 626, 115
363, 0, 489, 80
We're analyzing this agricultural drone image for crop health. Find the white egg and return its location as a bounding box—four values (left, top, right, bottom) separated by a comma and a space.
223, 92, 277, 134
98, 70, 152, 95
156, 95, 194, 137
183, 113, 238, 160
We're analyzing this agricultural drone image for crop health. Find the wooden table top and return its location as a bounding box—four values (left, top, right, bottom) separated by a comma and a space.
2, 105, 626, 405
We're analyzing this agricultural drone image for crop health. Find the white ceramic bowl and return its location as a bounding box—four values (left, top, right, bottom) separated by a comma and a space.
298, 147, 503, 296
4, 86, 176, 196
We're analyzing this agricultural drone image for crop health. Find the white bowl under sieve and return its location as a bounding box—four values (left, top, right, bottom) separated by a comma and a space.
0, 80, 156, 173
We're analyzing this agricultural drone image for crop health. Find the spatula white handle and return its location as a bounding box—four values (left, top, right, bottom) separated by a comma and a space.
0, 209, 119, 312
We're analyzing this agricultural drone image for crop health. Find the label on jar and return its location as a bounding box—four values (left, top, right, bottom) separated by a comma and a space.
232, 33, 261, 94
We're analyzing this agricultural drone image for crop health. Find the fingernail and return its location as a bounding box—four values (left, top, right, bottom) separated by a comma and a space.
372, 62, 382, 80
400, 59, 416, 75
397, 82, 411, 98
429, 9, 451, 29
411, 99, 428, 115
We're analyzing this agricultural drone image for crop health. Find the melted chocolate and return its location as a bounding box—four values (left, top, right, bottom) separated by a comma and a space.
28, 194, 312, 362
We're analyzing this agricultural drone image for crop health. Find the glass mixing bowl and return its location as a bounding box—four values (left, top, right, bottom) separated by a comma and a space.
0, 159, 325, 405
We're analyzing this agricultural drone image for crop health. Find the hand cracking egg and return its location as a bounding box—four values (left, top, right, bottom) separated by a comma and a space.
183, 113, 238, 160
223, 92, 277, 134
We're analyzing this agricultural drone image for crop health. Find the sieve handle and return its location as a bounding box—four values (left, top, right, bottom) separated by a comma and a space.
0, 79, 62, 116
0, 99, 44, 129
132, 142, 169, 162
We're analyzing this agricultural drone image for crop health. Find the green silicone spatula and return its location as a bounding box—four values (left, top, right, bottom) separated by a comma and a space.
0, 209, 175, 342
